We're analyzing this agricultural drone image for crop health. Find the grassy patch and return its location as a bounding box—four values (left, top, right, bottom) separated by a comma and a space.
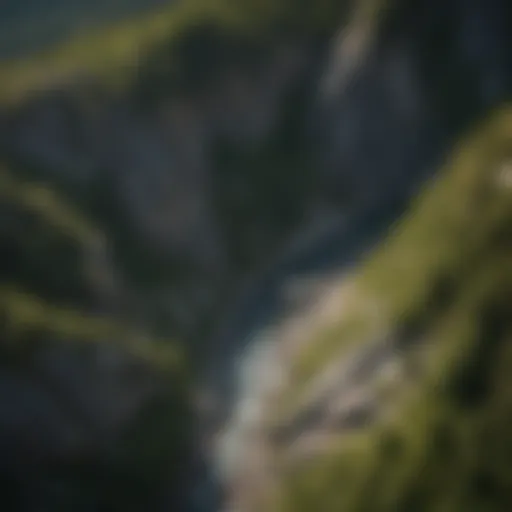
0, 166, 100, 248
277, 106, 512, 511
0, 166, 182, 369
286, 106, 512, 394
0, 285, 182, 369
0, 0, 348, 106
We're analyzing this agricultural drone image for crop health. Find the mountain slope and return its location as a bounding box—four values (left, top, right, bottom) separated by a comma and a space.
0, 0, 343, 106
0, 0, 510, 510
270, 107, 512, 512
0, 166, 189, 509
0, 0, 174, 59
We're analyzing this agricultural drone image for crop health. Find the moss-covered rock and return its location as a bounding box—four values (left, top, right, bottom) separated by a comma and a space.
0, 166, 189, 508
276, 107, 512, 511
0, 0, 346, 106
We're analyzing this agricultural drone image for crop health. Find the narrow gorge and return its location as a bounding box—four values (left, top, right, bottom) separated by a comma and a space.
0, 0, 510, 510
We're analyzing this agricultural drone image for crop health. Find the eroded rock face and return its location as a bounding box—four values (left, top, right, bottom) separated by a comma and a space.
0, 164, 194, 509
0, 36, 313, 278
0, 21, 323, 510
315, 0, 512, 210
0, 0, 510, 509
196, 0, 512, 509
273, 109, 512, 512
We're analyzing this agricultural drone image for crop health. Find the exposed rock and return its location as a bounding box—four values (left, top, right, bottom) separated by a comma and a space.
0, 0, 510, 509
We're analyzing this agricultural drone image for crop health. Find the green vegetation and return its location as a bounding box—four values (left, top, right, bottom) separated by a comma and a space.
0, 167, 100, 248
0, 164, 188, 507
0, 166, 109, 307
0, 0, 346, 106
288, 106, 512, 397
1, 1, 509, 508
0, 165, 183, 364
0, 0, 172, 59
278, 107, 512, 511
0, 285, 181, 368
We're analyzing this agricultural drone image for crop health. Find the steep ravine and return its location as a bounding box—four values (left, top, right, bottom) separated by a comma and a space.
189, 197, 410, 511
192, 106, 512, 512
0, 0, 510, 509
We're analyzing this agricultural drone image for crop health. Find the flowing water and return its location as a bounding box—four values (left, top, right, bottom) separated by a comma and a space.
190, 197, 409, 511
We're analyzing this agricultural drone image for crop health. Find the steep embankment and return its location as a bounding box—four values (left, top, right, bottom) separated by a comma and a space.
0, 167, 190, 510
0, 0, 510, 510
194, 200, 406, 511
191, 0, 512, 508
0, 0, 176, 59
213, 107, 512, 511
0, 3, 344, 509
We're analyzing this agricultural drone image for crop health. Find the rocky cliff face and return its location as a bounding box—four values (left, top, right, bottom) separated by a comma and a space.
0, 0, 510, 510
317, 0, 511, 207
0, 7, 336, 509
270, 106, 512, 512
194, 0, 512, 510
0, 166, 190, 509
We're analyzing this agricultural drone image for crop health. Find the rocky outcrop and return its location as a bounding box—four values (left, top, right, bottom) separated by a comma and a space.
0, 9, 330, 509
315, 0, 512, 209
0, 0, 510, 510
0, 31, 319, 320
0, 168, 189, 509
205, 106, 512, 512
272, 106, 512, 512
195, 0, 512, 509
